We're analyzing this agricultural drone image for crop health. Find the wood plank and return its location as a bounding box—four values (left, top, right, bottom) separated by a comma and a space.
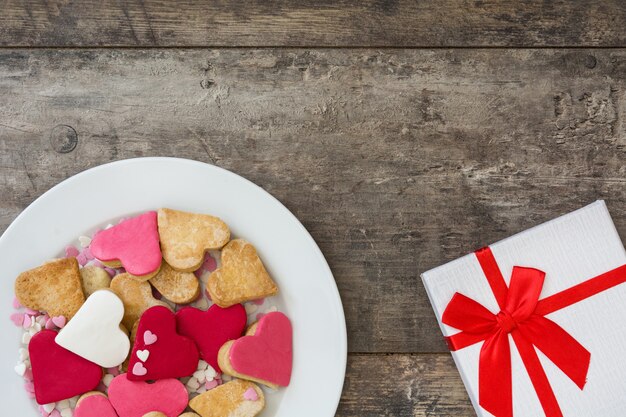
1, 49, 625, 353
1, 0, 626, 47
338, 353, 473, 416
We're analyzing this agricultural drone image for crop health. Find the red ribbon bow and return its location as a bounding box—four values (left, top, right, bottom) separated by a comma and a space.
443, 247, 626, 417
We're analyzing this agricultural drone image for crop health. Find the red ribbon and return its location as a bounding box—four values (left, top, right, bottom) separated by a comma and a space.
442, 247, 626, 417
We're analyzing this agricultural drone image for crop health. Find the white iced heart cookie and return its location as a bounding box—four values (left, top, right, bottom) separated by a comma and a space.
56, 290, 130, 367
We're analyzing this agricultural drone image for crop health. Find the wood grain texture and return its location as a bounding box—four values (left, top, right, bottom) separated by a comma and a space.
339, 354, 473, 416
1, 0, 626, 47
1, 49, 625, 354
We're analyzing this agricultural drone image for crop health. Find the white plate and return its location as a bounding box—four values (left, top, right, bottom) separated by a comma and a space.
0, 157, 347, 416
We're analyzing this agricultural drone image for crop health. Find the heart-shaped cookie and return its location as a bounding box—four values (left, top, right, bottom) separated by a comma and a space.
108, 373, 188, 417
91, 212, 162, 279
189, 379, 265, 417
80, 265, 112, 297
56, 290, 130, 367
29, 330, 102, 404
218, 312, 292, 388
207, 240, 278, 307
15, 258, 85, 319
128, 306, 199, 381
157, 208, 230, 272
149, 262, 200, 304
110, 273, 170, 329
176, 304, 247, 372
75, 392, 118, 417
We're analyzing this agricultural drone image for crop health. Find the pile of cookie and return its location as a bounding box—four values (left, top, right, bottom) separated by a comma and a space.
12, 209, 292, 417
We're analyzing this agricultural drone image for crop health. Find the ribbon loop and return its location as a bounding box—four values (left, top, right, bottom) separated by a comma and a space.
505, 266, 546, 321
442, 293, 496, 334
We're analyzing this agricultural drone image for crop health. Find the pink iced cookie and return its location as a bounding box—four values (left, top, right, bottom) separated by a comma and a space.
108, 374, 187, 417
74, 393, 118, 417
90, 212, 162, 277
220, 311, 293, 388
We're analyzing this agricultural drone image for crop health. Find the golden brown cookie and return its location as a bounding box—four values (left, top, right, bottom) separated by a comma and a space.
110, 273, 170, 329
142, 413, 167, 417
120, 320, 139, 373
149, 261, 200, 304
80, 266, 111, 297
158, 208, 230, 272
15, 258, 85, 319
207, 240, 278, 308
189, 380, 265, 417
130, 320, 139, 345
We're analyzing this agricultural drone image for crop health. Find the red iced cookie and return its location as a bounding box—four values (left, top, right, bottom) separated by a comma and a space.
128, 306, 199, 381
90, 211, 162, 277
176, 304, 247, 372
29, 330, 102, 404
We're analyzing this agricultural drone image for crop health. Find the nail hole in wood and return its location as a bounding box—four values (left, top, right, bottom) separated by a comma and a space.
49, 125, 78, 153
200, 79, 215, 89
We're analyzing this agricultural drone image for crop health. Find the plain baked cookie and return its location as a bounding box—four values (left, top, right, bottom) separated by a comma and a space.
15, 258, 85, 319
189, 379, 265, 417
157, 208, 230, 272
110, 273, 170, 329
149, 261, 200, 304
80, 266, 111, 297
207, 239, 278, 307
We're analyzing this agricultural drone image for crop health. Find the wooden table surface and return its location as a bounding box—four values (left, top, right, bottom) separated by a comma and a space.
2, 1, 626, 415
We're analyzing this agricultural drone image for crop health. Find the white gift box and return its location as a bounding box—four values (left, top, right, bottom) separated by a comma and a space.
421, 200, 626, 417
